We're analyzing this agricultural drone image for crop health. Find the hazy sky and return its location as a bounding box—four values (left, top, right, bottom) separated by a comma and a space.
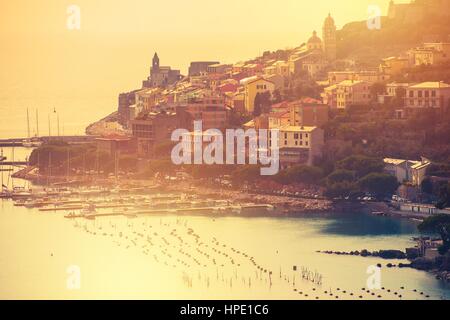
1, 0, 405, 63
0, 0, 408, 137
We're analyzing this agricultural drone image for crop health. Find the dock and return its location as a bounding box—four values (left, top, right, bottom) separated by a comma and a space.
0, 161, 28, 166
0, 135, 98, 147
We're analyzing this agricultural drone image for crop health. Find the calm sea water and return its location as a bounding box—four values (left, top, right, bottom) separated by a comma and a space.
1, 149, 449, 300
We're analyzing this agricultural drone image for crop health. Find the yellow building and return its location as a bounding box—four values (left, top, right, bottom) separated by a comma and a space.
240, 77, 275, 113
336, 80, 371, 109
278, 125, 324, 168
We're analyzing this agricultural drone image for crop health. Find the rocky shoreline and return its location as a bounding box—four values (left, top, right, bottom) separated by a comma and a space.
163, 182, 334, 215
318, 249, 450, 283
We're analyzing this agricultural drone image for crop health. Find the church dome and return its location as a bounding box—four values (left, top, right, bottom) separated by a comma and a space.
308, 31, 322, 44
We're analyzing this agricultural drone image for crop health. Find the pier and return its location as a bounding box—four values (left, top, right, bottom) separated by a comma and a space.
0, 135, 98, 147
0, 161, 28, 166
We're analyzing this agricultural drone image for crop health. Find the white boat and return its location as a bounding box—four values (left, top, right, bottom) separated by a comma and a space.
22, 139, 42, 148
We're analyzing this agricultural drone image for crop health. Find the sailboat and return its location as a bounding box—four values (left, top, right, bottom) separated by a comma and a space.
22, 108, 42, 148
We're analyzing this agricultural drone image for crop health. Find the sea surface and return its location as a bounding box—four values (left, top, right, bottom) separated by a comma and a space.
1, 148, 449, 300
1, 198, 449, 300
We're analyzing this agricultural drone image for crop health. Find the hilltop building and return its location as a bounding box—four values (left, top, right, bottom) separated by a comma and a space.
188, 61, 220, 77
143, 53, 182, 88
288, 14, 337, 78
388, 0, 450, 23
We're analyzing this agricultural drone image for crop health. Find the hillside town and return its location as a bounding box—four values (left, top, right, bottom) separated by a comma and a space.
79, 5, 450, 215
8, 0, 436, 219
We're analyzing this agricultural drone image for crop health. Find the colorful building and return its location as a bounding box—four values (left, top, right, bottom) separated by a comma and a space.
240, 77, 275, 113
336, 80, 371, 109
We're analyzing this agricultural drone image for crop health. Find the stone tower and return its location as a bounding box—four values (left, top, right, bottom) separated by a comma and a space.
322, 14, 337, 62
152, 52, 160, 72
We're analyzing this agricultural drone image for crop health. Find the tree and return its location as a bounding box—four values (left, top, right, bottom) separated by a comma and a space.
436, 182, 450, 209
324, 181, 358, 198
420, 178, 433, 195
418, 214, 450, 254
253, 93, 262, 117
272, 89, 282, 103
358, 173, 399, 197
232, 165, 262, 183
274, 165, 323, 185
326, 169, 355, 184
336, 155, 384, 179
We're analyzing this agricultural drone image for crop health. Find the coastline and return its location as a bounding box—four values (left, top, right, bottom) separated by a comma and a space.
12, 165, 438, 222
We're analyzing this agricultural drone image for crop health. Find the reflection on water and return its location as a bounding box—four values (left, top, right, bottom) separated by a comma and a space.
0, 197, 449, 300
320, 212, 419, 236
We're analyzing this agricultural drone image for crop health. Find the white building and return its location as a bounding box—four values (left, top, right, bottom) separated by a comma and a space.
384, 158, 431, 186
405, 81, 450, 110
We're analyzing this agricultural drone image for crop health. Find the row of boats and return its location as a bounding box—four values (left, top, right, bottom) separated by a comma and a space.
1, 185, 160, 200
7, 186, 276, 219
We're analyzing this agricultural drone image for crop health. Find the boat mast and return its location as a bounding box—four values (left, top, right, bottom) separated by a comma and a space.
26, 107, 31, 140
47, 151, 51, 187
36, 109, 39, 137
66, 148, 70, 181
48, 113, 51, 137
57, 112, 60, 137
10, 147, 15, 188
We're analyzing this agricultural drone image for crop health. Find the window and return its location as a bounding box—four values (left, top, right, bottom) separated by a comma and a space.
418, 91, 423, 98
425, 91, 429, 98
432, 90, 436, 97
294, 133, 299, 139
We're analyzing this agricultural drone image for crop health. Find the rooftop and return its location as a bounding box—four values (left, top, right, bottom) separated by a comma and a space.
280, 125, 318, 132
384, 158, 407, 165
337, 80, 366, 87
409, 82, 450, 89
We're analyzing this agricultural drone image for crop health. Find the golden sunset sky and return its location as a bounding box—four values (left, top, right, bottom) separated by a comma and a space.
0, 0, 408, 138
1, 0, 406, 64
